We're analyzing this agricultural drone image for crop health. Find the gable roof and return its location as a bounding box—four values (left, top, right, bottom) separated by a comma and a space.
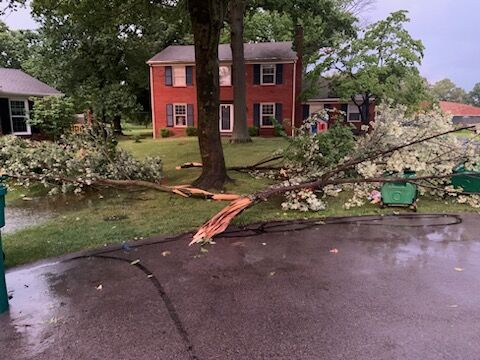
0, 68, 63, 97
148, 41, 297, 64
439, 101, 480, 116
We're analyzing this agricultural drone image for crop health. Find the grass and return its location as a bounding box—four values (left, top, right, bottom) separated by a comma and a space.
3, 132, 478, 268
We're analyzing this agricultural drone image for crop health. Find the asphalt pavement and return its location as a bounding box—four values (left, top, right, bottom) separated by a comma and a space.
1, 214, 480, 360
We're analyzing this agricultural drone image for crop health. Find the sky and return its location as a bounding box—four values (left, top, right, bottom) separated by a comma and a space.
1, 0, 479, 91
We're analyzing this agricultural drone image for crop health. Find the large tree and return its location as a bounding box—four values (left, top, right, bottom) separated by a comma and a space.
228, 0, 251, 143
187, 0, 230, 189
28, 0, 187, 134
0, 21, 38, 69
431, 78, 467, 103
329, 10, 427, 123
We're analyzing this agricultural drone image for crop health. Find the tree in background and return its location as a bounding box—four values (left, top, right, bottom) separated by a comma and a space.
187, 0, 230, 189
430, 78, 467, 103
228, 0, 251, 143
0, 21, 38, 69
467, 83, 480, 107
28, 0, 188, 134
328, 11, 427, 123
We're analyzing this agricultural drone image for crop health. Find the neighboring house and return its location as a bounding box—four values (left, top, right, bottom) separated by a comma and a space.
148, 42, 302, 138
0, 68, 63, 136
302, 78, 376, 134
439, 101, 480, 125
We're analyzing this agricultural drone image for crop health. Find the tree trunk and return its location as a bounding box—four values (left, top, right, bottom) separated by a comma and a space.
188, 0, 229, 190
112, 114, 123, 135
229, 0, 251, 144
293, 25, 304, 129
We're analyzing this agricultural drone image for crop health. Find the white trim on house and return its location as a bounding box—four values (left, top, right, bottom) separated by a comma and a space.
149, 66, 157, 139
173, 65, 187, 87
260, 64, 276, 85
347, 103, 361, 123
9, 98, 31, 135
173, 103, 188, 128
260, 102, 275, 128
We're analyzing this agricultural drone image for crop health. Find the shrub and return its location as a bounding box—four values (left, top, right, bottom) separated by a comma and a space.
28, 96, 76, 140
248, 126, 258, 137
160, 128, 170, 138
186, 126, 197, 136
0, 131, 163, 194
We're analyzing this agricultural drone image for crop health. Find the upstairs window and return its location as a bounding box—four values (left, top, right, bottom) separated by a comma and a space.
219, 65, 231, 86
260, 64, 275, 85
347, 104, 361, 122
260, 103, 275, 127
173, 66, 186, 87
174, 104, 187, 127
10, 99, 31, 135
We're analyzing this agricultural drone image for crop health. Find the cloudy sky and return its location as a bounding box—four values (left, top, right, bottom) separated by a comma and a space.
1, 0, 479, 90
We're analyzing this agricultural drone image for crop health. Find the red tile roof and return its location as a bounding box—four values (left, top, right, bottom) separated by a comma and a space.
439, 101, 480, 116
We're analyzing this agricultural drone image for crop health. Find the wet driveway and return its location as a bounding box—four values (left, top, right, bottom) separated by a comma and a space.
1, 214, 480, 359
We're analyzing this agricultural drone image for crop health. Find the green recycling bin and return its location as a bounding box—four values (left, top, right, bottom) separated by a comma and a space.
0, 181, 8, 313
452, 164, 480, 193
380, 170, 418, 211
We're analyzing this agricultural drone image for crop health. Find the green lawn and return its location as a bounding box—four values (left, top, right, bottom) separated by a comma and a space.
3, 134, 477, 268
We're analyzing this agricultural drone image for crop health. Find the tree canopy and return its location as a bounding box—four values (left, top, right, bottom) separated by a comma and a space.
326, 10, 428, 121
430, 78, 468, 103
0, 20, 38, 69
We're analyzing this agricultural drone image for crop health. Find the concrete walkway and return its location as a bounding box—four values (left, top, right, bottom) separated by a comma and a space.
1, 214, 480, 359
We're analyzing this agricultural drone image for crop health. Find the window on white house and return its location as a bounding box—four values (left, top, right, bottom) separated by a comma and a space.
260, 103, 275, 127
174, 104, 187, 127
173, 66, 186, 87
260, 64, 275, 85
219, 65, 231, 86
10, 99, 31, 134
347, 104, 361, 122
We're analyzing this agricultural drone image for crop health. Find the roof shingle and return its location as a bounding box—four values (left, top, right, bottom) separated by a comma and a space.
148, 42, 297, 64
439, 101, 480, 116
0, 68, 63, 97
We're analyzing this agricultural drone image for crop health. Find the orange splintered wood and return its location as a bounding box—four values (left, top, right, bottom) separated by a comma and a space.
175, 162, 203, 170
190, 197, 254, 245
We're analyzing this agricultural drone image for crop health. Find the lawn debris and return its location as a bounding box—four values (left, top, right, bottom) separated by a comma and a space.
329, 248, 339, 254
161, 250, 171, 257
96, 284, 103, 291
130, 259, 140, 265
454, 267, 464, 272
175, 162, 203, 170
191, 197, 254, 245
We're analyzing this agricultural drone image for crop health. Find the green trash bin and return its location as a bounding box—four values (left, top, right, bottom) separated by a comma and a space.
380, 170, 418, 211
452, 164, 480, 193
0, 180, 8, 313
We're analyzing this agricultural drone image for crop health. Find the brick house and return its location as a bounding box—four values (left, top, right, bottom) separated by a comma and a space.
0, 68, 63, 136
148, 42, 375, 138
302, 78, 376, 134
147, 42, 302, 138
439, 101, 480, 125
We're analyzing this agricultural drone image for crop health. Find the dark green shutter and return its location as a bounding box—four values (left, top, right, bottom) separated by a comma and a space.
275, 103, 283, 124
0, 98, 11, 134
165, 66, 173, 86
275, 64, 283, 84
303, 104, 310, 120
253, 64, 261, 84
186, 66, 193, 86
341, 104, 348, 121
187, 104, 194, 126
253, 103, 260, 127
166, 104, 174, 127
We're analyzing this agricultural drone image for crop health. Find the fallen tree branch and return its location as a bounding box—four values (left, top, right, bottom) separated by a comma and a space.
191, 171, 479, 244
5, 174, 241, 201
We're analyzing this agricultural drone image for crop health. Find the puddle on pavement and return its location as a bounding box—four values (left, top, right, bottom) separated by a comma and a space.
2, 261, 73, 357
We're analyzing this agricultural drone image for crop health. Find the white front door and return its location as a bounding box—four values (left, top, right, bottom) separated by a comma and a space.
219, 104, 233, 132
